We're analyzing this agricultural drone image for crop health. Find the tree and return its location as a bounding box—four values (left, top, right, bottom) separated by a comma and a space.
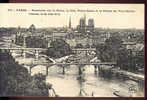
85, 43, 90, 48
0, 51, 49, 96
96, 35, 144, 72
26, 36, 48, 48
75, 43, 84, 48
96, 36, 123, 62
117, 48, 129, 70
46, 39, 72, 58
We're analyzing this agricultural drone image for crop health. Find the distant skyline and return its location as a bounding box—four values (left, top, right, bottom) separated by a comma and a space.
0, 4, 145, 29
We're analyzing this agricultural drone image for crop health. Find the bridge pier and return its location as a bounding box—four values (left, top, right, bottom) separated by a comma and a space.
62, 66, 65, 74
20, 50, 23, 56
94, 64, 97, 73
93, 64, 100, 74
28, 66, 32, 74
23, 50, 26, 58
46, 66, 49, 76
35, 50, 39, 59
85, 50, 88, 57
79, 67, 82, 75
78, 64, 85, 75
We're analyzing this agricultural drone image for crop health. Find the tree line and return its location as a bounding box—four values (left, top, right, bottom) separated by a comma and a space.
0, 50, 50, 96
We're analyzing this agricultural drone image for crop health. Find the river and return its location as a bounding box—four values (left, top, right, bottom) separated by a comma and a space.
0, 35, 144, 97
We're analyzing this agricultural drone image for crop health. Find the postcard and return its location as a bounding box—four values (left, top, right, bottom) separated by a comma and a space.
0, 3, 144, 97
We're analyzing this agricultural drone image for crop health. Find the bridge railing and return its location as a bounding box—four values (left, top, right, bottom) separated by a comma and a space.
0, 48, 96, 51
0, 48, 47, 51
31, 61, 116, 66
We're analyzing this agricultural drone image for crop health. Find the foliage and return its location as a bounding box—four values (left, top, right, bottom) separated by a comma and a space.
85, 44, 91, 48
117, 48, 130, 70
26, 36, 48, 48
46, 39, 72, 58
75, 43, 84, 48
15, 36, 48, 48
96, 36, 123, 62
96, 35, 144, 73
0, 51, 49, 96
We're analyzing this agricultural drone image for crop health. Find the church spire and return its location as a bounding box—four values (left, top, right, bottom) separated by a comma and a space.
69, 16, 71, 28
84, 14, 86, 32
84, 14, 86, 21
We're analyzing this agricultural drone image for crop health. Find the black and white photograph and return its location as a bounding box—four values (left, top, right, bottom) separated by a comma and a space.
0, 4, 145, 97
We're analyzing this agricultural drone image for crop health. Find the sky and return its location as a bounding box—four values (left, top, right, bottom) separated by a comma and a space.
0, 4, 145, 29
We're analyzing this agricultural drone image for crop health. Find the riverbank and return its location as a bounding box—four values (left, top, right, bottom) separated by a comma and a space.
98, 65, 144, 97
99, 65, 144, 81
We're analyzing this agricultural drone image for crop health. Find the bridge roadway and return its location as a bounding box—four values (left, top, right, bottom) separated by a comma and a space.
28, 62, 116, 66
0, 47, 96, 59
0, 47, 47, 51
0, 47, 96, 51
25, 61, 116, 76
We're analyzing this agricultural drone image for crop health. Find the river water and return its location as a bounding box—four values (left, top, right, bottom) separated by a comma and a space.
0, 35, 144, 97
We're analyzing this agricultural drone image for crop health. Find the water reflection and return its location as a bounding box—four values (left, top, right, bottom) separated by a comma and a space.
76, 65, 86, 96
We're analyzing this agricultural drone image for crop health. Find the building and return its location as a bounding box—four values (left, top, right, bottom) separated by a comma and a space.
28, 24, 36, 33
87, 18, 94, 32
77, 15, 95, 33
77, 17, 86, 33
52, 32, 68, 41
69, 16, 72, 29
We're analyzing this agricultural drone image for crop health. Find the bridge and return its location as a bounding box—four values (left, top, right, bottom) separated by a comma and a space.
0, 47, 96, 59
0, 47, 96, 52
24, 60, 116, 75
0, 47, 116, 76
0, 47, 47, 59
28, 62, 116, 66
72, 48, 96, 51
0, 47, 47, 51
